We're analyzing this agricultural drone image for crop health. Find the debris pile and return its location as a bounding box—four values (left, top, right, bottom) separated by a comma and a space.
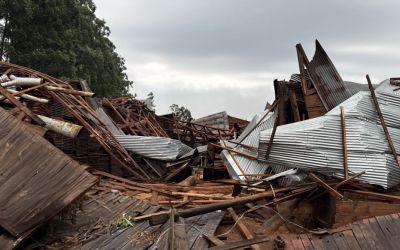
1, 40, 400, 250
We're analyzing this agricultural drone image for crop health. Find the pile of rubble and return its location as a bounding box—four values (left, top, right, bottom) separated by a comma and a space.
1, 40, 400, 250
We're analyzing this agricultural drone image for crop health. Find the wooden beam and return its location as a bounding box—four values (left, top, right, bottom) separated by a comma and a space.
151, 191, 159, 205
204, 235, 225, 247
209, 142, 257, 160
0, 85, 45, 125
309, 173, 344, 200
289, 89, 301, 122
265, 110, 279, 160
228, 208, 262, 250
334, 171, 365, 189
343, 189, 400, 202
340, 106, 349, 179
227, 140, 258, 150
366, 75, 400, 168
308, 171, 365, 201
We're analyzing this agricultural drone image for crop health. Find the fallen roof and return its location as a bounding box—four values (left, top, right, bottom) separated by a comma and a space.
258, 79, 400, 188
0, 107, 97, 237
114, 134, 193, 161
0, 62, 149, 180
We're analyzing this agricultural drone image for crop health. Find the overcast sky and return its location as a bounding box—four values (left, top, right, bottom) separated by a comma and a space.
94, 0, 400, 120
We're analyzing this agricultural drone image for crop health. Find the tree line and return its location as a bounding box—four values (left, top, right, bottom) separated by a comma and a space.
0, 0, 132, 97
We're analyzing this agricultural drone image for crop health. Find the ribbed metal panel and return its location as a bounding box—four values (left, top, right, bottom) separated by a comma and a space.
115, 135, 193, 161
194, 111, 229, 129
258, 79, 400, 188
221, 111, 293, 180
344, 81, 369, 96
308, 40, 352, 111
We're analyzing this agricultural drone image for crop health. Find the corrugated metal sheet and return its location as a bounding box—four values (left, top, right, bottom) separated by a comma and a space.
194, 111, 229, 129
115, 135, 193, 161
258, 79, 400, 188
0, 107, 97, 237
344, 81, 369, 95
308, 40, 352, 111
221, 110, 291, 180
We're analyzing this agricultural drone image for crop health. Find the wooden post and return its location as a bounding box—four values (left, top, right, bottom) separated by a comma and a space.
366, 75, 400, 168
340, 106, 348, 179
0, 85, 45, 125
309, 173, 344, 200
209, 142, 257, 160
289, 89, 301, 122
265, 110, 279, 160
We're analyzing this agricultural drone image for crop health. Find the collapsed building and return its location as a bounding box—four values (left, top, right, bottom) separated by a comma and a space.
0, 40, 400, 249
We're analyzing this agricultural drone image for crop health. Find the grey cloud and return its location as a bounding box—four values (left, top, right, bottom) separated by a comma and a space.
93, 0, 400, 118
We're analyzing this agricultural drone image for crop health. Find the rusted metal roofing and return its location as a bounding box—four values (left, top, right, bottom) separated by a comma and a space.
308, 40, 352, 111
0, 107, 97, 237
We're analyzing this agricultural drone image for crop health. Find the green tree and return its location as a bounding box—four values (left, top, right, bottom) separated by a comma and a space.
0, 0, 132, 97
169, 104, 193, 122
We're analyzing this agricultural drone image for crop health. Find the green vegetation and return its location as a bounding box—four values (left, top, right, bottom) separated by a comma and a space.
169, 104, 193, 122
0, 0, 132, 97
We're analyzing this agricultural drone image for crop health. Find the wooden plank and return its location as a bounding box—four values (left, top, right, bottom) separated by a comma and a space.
309, 173, 344, 199
208, 236, 268, 250
307, 234, 326, 250
341, 228, 361, 250
320, 234, 339, 250
385, 214, 400, 236
0, 85, 45, 125
150, 191, 159, 205
343, 189, 400, 202
299, 233, 313, 250
171, 215, 189, 250
291, 234, 306, 250
376, 215, 396, 237
227, 208, 262, 250
340, 106, 349, 179
367, 217, 396, 249
349, 222, 371, 250
278, 234, 296, 250
332, 232, 350, 250
367, 74, 400, 168
209, 142, 257, 160
357, 219, 380, 249
204, 235, 225, 247
190, 211, 224, 250
265, 110, 279, 160
289, 89, 301, 122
